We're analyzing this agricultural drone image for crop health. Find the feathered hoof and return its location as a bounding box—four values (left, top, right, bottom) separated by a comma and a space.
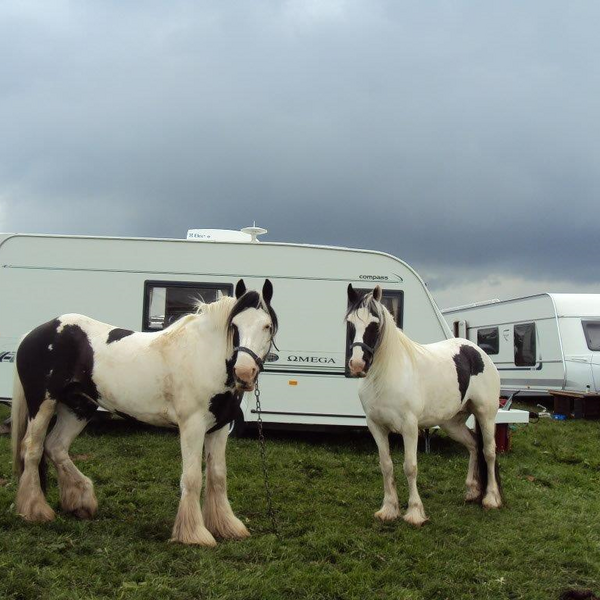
482, 491, 502, 510
464, 488, 482, 503
170, 526, 218, 547
18, 496, 56, 523
374, 504, 401, 522
62, 486, 98, 519
403, 505, 428, 528
206, 515, 251, 541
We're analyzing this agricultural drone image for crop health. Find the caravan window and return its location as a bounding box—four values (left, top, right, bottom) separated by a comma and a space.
143, 281, 233, 331
514, 322, 536, 366
477, 327, 499, 355
345, 289, 404, 376
582, 321, 600, 351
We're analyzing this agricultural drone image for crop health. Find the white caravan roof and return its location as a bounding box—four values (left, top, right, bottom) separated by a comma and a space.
443, 292, 600, 319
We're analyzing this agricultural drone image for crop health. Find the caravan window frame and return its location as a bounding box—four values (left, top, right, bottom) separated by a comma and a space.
514, 322, 537, 366
582, 320, 600, 351
142, 280, 233, 332
477, 327, 499, 355
345, 289, 404, 377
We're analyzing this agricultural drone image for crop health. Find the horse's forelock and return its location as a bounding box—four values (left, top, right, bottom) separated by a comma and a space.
226, 291, 279, 334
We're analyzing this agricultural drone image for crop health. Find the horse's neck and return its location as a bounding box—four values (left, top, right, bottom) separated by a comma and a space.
369, 317, 418, 382
153, 312, 230, 360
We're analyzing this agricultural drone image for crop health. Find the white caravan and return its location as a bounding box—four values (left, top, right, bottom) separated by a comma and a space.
0, 230, 453, 430
443, 294, 600, 396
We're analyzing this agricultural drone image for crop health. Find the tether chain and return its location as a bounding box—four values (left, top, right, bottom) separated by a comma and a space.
254, 378, 280, 539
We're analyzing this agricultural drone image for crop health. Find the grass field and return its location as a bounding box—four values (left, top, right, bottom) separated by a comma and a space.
1, 403, 599, 600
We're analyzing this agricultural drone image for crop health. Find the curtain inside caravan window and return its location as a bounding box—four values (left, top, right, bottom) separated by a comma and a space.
514, 322, 536, 366
477, 327, 499, 355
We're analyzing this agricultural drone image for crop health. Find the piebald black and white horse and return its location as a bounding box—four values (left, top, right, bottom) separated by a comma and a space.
346, 284, 502, 527
11, 279, 277, 547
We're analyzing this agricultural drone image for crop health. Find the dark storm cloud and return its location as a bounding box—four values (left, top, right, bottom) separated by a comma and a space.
1, 0, 599, 300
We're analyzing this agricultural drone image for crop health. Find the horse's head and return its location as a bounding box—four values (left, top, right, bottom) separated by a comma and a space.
227, 279, 278, 392
345, 284, 385, 377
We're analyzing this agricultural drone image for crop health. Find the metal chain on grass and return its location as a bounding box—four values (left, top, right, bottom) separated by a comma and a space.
254, 378, 280, 540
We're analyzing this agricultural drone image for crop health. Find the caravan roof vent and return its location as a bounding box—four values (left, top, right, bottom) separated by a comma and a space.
186, 229, 253, 243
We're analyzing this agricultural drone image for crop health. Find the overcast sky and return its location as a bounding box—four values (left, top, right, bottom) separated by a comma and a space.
1, 0, 599, 308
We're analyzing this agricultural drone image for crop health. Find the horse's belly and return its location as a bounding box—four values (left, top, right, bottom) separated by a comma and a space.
94, 363, 176, 426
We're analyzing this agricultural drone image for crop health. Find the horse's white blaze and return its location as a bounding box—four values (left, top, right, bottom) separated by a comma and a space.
231, 307, 272, 385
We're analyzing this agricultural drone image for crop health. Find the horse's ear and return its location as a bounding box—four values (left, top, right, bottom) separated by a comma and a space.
373, 285, 382, 302
262, 279, 273, 304
348, 283, 359, 304
235, 279, 247, 299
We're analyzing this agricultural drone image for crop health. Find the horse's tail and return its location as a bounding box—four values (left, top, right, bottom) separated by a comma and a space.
474, 416, 503, 504
11, 368, 28, 478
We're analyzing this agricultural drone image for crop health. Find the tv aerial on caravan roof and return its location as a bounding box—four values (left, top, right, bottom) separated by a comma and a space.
186, 224, 268, 243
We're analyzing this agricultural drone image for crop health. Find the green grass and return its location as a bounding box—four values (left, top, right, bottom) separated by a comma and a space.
1, 404, 599, 600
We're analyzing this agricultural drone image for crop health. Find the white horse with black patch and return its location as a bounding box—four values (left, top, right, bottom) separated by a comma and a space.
346, 284, 502, 527
11, 279, 277, 547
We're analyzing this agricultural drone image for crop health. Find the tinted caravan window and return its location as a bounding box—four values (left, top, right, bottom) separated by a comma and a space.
144, 281, 232, 331
514, 322, 536, 366
582, 321, 600, 351
345, 289, 404, 376
477, 327, 499, 355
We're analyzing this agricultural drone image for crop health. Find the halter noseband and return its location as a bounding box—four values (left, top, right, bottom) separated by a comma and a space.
350, 341, 376, 356
233, 346, 265, 371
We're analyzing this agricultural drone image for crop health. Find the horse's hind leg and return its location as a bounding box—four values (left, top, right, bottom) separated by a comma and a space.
440, 414, 481, 502
477, 414, 502, 509
202, 426, 250, 540
45, 404, 97, 519
16, 396, 57, 522
367, 419, 400, 521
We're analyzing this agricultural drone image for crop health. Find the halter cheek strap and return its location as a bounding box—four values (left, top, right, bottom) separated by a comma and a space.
233, 346, 265, 371
350, 341, 375, 356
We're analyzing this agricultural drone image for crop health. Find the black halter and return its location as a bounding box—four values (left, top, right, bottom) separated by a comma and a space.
350, 341, 376, 356
233, 346, 265, 371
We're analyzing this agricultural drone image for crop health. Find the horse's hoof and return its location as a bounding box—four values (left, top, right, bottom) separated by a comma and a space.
374, 505, 400, 522
403, 507, 428, 528
205, 514, 251, 540
72, 506, 96, 520
464, 489, 482, 503
482, 493, 502, 510
170, 527, 218, 547
19, 500, 56, 523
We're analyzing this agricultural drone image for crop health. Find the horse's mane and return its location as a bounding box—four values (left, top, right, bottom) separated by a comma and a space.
152, 295, 237, 346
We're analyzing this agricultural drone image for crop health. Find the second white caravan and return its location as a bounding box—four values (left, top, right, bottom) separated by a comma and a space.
443, 294, 600, 396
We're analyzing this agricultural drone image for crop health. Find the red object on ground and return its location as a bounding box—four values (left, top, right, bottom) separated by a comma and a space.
495, 424, 511, 453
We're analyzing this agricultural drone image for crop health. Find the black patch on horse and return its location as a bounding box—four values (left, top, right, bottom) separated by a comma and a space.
363, 322, 380, 352
17, 319, 100, 422
16, 318, 61, 419
107, 328, 135, 344
452, 344, 485, 401
207, 391, 243, 433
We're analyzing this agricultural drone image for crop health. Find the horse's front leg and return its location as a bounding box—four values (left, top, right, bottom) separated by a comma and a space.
171, 415, 216, 547
401, 419, 428, 527
367, 419, 400, 521
202, 426, 250, 540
